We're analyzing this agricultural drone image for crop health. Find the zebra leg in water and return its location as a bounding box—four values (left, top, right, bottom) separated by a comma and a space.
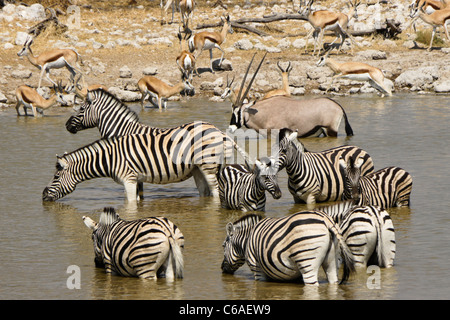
192, 165, 220, 197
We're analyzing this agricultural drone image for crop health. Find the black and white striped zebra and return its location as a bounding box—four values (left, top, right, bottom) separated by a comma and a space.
270, 128, 375, 204
42, 121, 245, 202
339, 156, 413, 209
64, 89, 250, 199
221, 211, 356, 285
318, 201, 396, 268
83, 207, 184, 279
217, 157, 281, 211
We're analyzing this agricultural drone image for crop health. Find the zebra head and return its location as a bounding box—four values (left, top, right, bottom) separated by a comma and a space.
65, 89, 105, 134
254, 157, 282, 200
339, 156, 364, 203
270, 128, 299, 171
221, 214, 262, 274
82, 207, 120, 268
42, 155, 77, 202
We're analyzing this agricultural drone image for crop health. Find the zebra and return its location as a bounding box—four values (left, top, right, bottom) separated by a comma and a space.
217, 157, 282, 212
339, 156, 413, 209
221, 211, 356, 286
317, 201, 396, 268
270, 128, 375, 204
42, 122, 247, 203
82, 207, 184, 279
64, 89, 250, 199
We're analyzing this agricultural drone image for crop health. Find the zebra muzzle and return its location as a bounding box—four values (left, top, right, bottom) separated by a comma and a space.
42, 187, 55, 202
65, 116, 79, 134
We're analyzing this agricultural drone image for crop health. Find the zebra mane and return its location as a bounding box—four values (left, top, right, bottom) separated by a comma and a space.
99, 207, 120, 226
233, 214, 262, 229
90, 89, 140, 124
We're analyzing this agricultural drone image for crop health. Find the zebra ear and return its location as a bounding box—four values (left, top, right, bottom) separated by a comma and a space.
86, 90, 95, 102
339, 156, 347, 169
288, 130, 298, 141
226, 222, 234, 237
56, 157, 68, 170
354, 157, 364, 169
82, 216, 97, 230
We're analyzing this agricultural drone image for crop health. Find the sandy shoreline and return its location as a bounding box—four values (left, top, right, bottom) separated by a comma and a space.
1, 0, 449, 109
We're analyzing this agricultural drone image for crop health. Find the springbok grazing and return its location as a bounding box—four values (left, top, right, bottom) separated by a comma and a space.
15, 82, 67, 117
188, 15, 233, 73
66, 76, 108, 104
299, 0, 360, 55
262, 61, 293, 100
180, 0, 195, 28
138, 73, 194, 110
316, 50, 392, 97
229, 53, 354, 138
17, 35, 83, 89
409, 4, 450, 51
176, 30, 198, 81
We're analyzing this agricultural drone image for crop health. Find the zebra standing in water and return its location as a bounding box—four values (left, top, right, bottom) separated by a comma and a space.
42, 121, 244, 203
64, 89, 250, 199
221, 211, 356, 285
217, 157, 282, 211
270, 128, 374, 204
339, 156, 413, 208
317, 201, 396, 268
83, 207, 184, 279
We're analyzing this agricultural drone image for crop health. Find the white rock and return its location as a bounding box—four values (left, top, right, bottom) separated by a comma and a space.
15, 31, 29, 46
108, 87, 141, 102
434, 80, 450, 93
119, 66, 132, 78
234, 39, 253, 50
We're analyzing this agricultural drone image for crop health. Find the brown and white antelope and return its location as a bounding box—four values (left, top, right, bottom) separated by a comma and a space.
409, 4, 450, 51
262, 61, 293, 100
15, 82, 67, 117
67, 76, 109, 104
188, 15, 233, 73
180, 0, 195, 28
316, 50, 392, 97
161, 0, 179, 25
138, 73, 194, 110
17, 35, 83, 89
299, 0, 360, 55
221, 74, 239, 104
176, 30, 198, 81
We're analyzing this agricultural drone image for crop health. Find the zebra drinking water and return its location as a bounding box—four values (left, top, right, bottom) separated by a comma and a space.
271, 128, 374, 204
217, 157, 281, 212
339, 156, 413, 209
221, 211, 356, 285
318, 201, 396, 268
83, 207, 184, 279
64, 89, 250, 199
43, 122, 244, 203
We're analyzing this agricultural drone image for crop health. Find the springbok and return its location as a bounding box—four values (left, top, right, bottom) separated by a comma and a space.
17, 35, 83, 89
299, 0, 360, 55
15, 83, 67, 117
176, 30, 198, 81
180, 0, 195, 28
138, 73, 194, 110
188, 15, 233, 73
262, 61, 293, 100
316, 50, 392, 97
160, 0, 179, 25
66, 76, 108, 104
409, 4, 450, 51
228, 53, 354, 138
221, 74, 240, 104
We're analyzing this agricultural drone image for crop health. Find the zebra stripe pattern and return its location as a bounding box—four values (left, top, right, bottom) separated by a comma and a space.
221, 211, 356, 285
43, 122, 239, 202
318, 201, 396, 268
83, 207, 184, 279
271, 128, 374, 204
64, 89, 250, 199
340, 156, 413, 208
217, 157, 281, 211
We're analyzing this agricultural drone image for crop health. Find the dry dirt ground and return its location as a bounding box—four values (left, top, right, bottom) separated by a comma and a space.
1, 0, 449, 106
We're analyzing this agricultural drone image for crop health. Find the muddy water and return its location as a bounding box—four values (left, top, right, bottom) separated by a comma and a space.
1, 94, 449, 300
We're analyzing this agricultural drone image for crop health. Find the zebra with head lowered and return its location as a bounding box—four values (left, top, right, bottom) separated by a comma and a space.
64, 89, 250, 199
221, 211, 356, 286
271, 128, 374, 204
83, 207, 184, 279
217, 157, 281, 212
339, 156, 413, 209
318, 201, 396, 268
43, 121, 245, 203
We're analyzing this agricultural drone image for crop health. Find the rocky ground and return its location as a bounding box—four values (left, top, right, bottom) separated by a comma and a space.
0, 0, 449, 108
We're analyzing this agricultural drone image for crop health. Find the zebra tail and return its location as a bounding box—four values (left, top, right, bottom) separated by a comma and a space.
168, 236, 184, 279
326, 97, 354, 136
